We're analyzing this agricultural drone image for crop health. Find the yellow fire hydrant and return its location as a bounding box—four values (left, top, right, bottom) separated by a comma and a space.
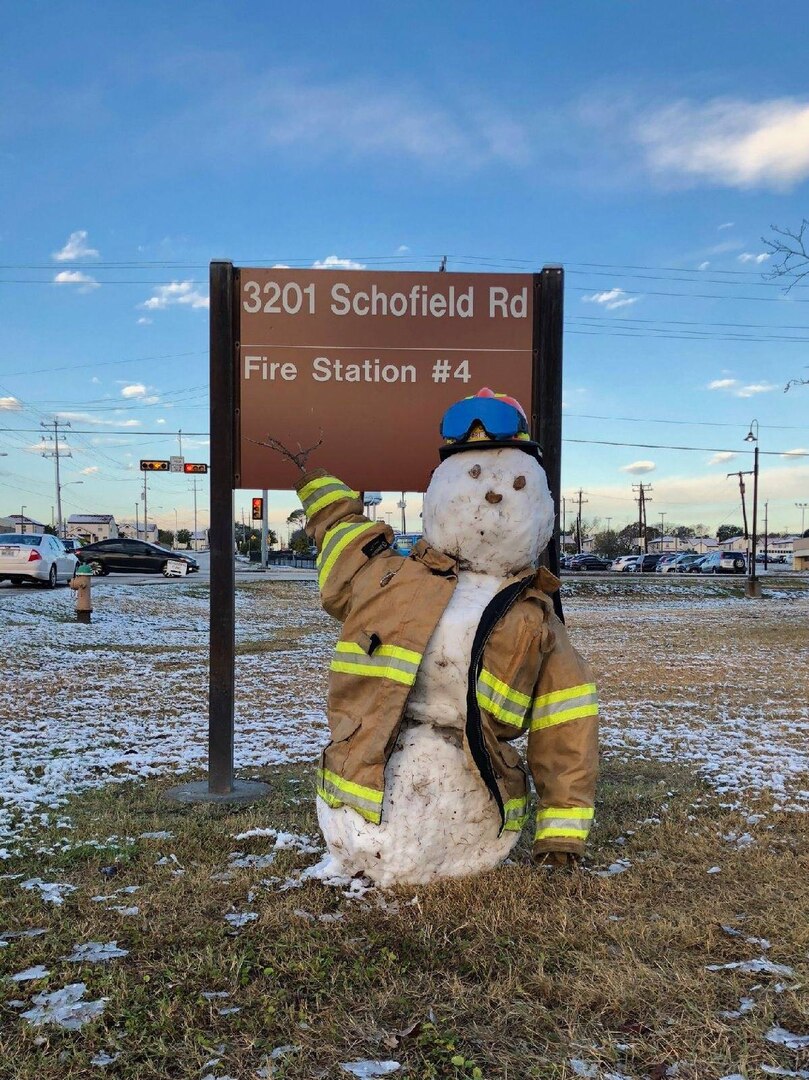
69, 563, 93, 624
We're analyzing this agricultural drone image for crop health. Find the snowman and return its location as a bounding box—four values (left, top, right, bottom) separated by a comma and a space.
277, 388, 599, 886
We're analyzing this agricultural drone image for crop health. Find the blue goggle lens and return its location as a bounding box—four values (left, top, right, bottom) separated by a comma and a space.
440, 397, 529, 442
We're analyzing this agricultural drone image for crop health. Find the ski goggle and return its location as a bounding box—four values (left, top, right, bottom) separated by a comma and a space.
440, 396, 530, 443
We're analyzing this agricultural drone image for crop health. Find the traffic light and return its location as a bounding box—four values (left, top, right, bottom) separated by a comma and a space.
140, 460, 170, 471
183, 462, 208, 474
251, 497, 263, 521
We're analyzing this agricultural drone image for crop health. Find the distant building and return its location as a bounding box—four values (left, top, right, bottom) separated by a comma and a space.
4, 513, 46, 535
793, 537, 809, 571
189, 529, 209, 552
67, 514, 118, 543
118, 520, 158, 543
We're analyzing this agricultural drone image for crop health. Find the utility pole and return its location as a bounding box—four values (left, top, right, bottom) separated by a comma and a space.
135, 502, 139, 540
728, 470, 751, 539
260, 487, 268, 566
398, 492, 407, 534
575, 488, 588, 552
659, 511, 667, 546
562, 496, 567, 550
178, 429, 183, 458
192, 477, 199, 545
40, 418, 72, 537
764, 501, 769, 570
20, 504, 26, 534
633, 483, 652, 553
606, 516, 612, 533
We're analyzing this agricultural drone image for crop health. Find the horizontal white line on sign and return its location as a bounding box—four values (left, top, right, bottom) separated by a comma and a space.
238, 344, 530, 352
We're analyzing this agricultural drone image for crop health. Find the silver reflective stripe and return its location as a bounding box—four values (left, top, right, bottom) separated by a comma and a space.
317, 774, 381, 815
330, 650, 420, 682
301, 481, 353, 514
476, 680, 528, 726
536, 815, 589, 833
536, 688, 598, 720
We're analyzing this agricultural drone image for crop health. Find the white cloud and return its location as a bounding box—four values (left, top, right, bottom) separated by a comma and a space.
0, 396, 22, 410
736, 382, 778, 398
156, 418, 166, 425
53, 270, 100, 290
26, 440, 71, 453
708, 377, 777, 398
311, 255, 366, 270
583, 288, 638, 311
53, 229, 99, 261
709, 452, 737, 465
137, 316, 153, 325
121, 383, 147, 398
56, 411, 141, 428
636, 97, 809, 190
781, 448, 808, 458
140, 280, 209, 311
395, 245, 410, 254
718, 222, 735, 230
90, 376, 101, 384
80, 466, 100, 475
271, 263, 290, 269
698, 261, 710, 270
620, 460, 656, 474
119, 384, 160, 404
738, 252, 770, 264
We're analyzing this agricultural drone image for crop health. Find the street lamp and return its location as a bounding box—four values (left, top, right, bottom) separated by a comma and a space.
20, 505, 26, 534
58, 480, 84, 538
797, 502, 809, 535
744, 420, 761, 598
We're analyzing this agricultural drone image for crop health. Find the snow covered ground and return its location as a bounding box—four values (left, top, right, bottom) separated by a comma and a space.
1, 575, 807, 853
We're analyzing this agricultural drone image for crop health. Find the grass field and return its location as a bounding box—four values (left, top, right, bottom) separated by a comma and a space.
1, 576, 808, 1079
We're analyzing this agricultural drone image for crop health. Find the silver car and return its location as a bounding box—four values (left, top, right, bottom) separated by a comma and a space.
0, 533, 78, 587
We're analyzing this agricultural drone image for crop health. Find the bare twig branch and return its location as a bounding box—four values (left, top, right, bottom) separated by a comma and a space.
249, 431, 324, 472
763, 219, 809, 292
784, 377, 809, 393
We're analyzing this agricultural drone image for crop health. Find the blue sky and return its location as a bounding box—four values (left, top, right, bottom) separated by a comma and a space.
1, 1, 808, 539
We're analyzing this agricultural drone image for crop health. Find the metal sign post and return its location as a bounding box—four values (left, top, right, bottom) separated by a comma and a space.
168, 261, 564, 804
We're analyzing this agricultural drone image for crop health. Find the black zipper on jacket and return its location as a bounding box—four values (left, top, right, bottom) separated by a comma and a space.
465, 573, 535, 829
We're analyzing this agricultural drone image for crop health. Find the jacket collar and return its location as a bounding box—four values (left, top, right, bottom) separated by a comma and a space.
410, 539, 458, 576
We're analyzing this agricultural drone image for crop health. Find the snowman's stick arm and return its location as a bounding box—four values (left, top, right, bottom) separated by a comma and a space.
250, 431, 324, 473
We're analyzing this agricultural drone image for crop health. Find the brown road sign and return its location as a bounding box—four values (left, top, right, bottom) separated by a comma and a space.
237, 269, 534, 492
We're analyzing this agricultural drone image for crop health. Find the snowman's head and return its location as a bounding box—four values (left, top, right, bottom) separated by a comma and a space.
422, 447, 555, 576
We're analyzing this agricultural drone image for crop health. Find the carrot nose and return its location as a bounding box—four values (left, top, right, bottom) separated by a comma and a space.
485, 491, 502, 504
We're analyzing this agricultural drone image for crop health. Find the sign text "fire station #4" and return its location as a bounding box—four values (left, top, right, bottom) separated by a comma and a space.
242, 279, 528, 319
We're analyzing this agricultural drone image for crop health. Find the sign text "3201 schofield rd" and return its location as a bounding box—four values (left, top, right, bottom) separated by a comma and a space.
236, 269, 534, 491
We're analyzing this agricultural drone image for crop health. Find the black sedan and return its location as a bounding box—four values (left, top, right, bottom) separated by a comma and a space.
76, 539, 199, 576
568, 554, 611, 571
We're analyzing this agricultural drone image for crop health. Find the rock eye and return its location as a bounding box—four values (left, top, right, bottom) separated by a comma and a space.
469, 464, 481, 479
513, 475, 526, 490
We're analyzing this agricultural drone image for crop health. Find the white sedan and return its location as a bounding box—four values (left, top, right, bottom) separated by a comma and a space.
0, 533, 78, 587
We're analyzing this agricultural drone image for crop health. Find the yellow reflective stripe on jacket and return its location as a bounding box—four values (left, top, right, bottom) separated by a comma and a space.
530, 681, 598, 731
317, 521, 377, 589
330, 640, 422, 686
299, 475, 360, 519
476, 668, 531, 729
316, 767, 383, 824
535, 805, 594, 842
503, 795, 528, 832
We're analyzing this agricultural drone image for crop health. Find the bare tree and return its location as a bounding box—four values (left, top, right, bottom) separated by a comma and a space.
763, 220, 809, 390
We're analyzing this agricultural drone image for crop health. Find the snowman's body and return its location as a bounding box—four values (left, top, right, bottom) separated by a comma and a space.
316, 447, 556, 887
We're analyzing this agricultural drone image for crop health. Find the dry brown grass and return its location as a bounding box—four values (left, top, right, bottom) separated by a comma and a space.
1, 579, 808, 1079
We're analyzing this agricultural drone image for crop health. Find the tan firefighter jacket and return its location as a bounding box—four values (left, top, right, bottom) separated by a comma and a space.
297, 468, 599, 857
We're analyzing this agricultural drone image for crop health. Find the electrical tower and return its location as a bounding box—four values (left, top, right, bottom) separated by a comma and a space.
632, 482, 652, 553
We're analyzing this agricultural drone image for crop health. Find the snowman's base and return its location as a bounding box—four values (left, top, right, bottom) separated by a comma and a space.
317, 724, 519, 887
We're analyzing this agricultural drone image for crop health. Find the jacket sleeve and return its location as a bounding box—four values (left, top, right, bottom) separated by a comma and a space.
527, 615, 599, 857
296, 468, 393, 623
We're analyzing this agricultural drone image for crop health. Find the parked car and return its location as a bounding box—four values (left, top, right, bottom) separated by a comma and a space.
610, 555, 639, 572
569, 554, 611, 571
700, 550, 747, 574
77, 538, 199, 576
655, 554, 682, 573
0, 532, 78, 587
686, 555, 710, 573
633, 553, 665, 573
392, 532, 423, 556
674, 554, 704, 572
61, 538, 85, 555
